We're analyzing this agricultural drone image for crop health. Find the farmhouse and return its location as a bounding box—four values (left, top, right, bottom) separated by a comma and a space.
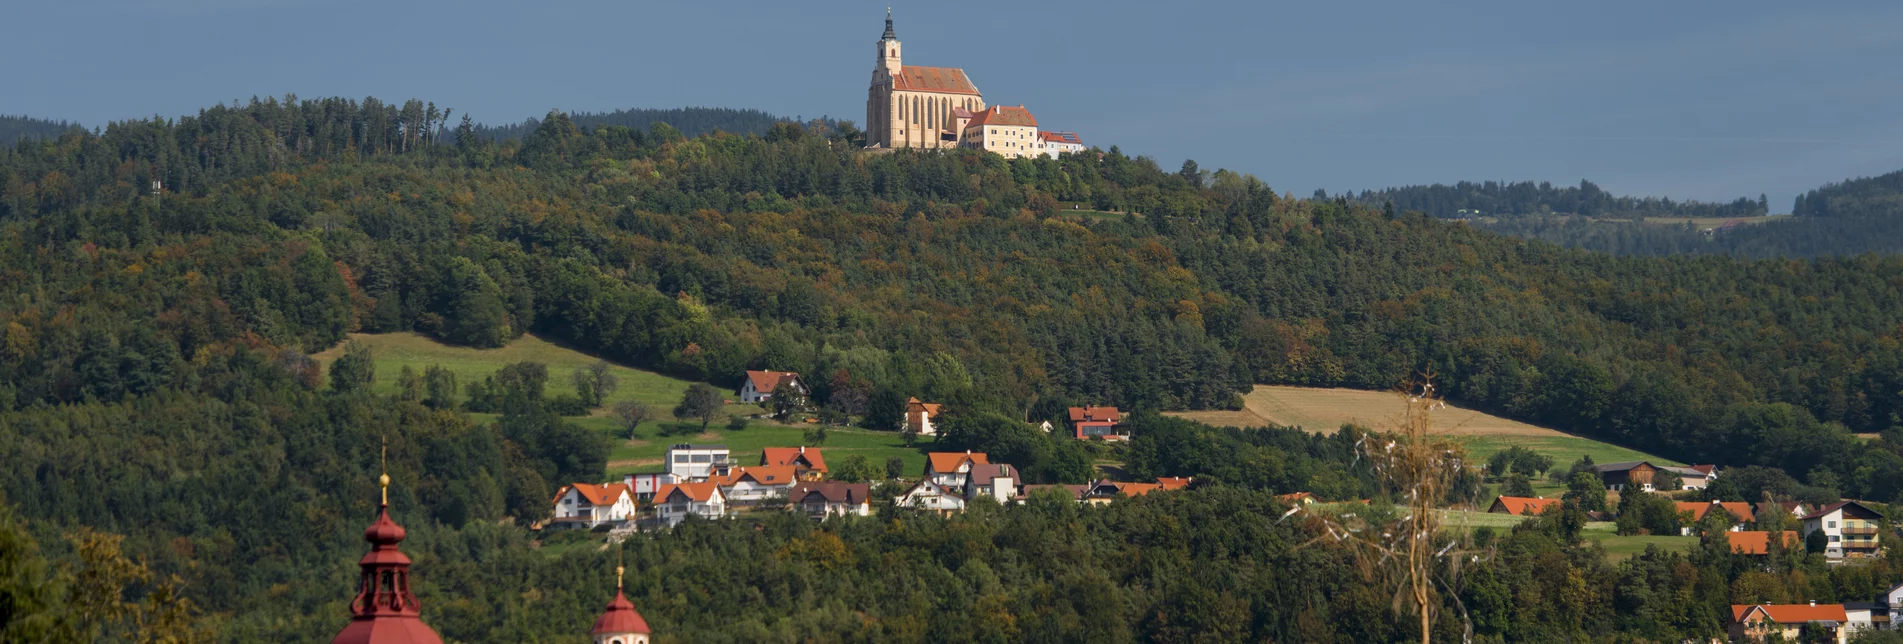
790, 481, 872, 518
1488, 496, 1562, 516
653, 482, 727, 527
759, 446, 828, 480
904, 398, 942, 437
738, 370, 804, 404
1595, 460, 1717, 492
1729, 604, 1848, 643
1675, 500, 1755, 535
1802, 500, 1885, 560
551, 483, 636, 529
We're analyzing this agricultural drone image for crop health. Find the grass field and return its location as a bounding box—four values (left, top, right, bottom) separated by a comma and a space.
1168, 385, 1677, 467
314, 332, 931, 480
1437, 510, 1696, 561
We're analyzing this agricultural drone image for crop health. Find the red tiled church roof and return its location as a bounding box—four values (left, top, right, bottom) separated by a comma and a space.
891, 65, 981, 95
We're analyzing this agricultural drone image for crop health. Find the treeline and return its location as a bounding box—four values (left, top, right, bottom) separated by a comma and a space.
1476, 214, 1903, 258
1795, 167, 1903, 219
1339, 179, 1768, 219
467, 106, 800, 142
0, 115, 77, 144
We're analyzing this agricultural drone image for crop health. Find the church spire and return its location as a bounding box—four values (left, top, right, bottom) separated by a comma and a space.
332, 442, 443, 644
882, 7, 896, 41
591, 550, 651, 644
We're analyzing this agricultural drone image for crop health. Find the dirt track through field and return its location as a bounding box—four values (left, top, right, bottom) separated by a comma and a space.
1169, 385, 1567, 438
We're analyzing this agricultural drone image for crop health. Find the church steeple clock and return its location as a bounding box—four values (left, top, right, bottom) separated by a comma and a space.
331, 446, 443, 644
877, 7, 901, 77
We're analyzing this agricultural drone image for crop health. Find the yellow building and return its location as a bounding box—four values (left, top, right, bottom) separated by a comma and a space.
865, 10, 986, 149
960, 105, 1040, 159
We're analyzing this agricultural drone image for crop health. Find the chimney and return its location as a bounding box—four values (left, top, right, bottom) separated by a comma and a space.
1810, 600, 1817, 607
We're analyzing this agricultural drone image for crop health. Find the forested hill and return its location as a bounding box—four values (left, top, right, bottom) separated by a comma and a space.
1795, 167, 1903, 218
467, 106, 794, 141
10, 94, 1903, 639
0, 114, 79, 143
1338, 179, 1768, 219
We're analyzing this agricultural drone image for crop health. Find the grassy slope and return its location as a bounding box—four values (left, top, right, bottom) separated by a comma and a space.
315, 332, 930, 479
1439, 510, 1696, 561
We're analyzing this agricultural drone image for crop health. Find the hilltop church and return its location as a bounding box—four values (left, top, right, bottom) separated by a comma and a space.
864, 11, 1079, 158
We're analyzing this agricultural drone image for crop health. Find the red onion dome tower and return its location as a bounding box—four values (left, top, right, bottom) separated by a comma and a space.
333, 471, 443, 644
591, 564, 651, 644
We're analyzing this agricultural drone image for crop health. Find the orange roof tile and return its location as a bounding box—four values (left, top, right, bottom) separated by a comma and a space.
891, 65, 980, 95
1157, 477, 1194, 491
1489, 496, 1562, 516
1732, 604, 1849, 624
708, 466, 797, 487
1277, 492, 1316, 504
1726, 531, 1799, 555
1038, 131, 1082, 145
1066, 406, 1121, 423
1675, 501, 1755, 523
745, 370, 799, 394
557, 483, 630, 507
1117, 482, 1164, 497
926, 452, 988, 474
760, 447, 828, 473
654, 482, 722, 503
967, 105, 1038, 129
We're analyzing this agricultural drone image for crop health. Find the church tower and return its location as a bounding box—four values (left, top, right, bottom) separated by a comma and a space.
590, 562, 651, 644
331, 457, 443, 643
877, 8, 901, 77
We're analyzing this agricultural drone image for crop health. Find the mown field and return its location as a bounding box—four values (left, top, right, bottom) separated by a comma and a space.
1170, 385, 1678, 467
1437, 510, 1698, 561
314, 332, 931, 479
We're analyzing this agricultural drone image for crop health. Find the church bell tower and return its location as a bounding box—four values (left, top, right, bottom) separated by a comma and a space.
877, 8, 901, 77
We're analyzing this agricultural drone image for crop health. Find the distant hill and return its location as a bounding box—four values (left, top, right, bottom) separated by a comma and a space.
0, 115, 79, 144
467, 106, 797, 142
1337, 179, 1767, 220
1469, 168, 1903, 258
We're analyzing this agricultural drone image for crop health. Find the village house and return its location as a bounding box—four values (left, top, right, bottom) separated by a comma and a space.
652, 482, 727, 527
1595, 460, 1717, 492
904, 398, 942, 437
1729, 603, 1849, 643
1802, 501, 1885, 560
1726, 530, 1800, 556
1036, 131, 1085, 158
894, 478, 966, 514
790, 481, 872, 518
621, 473, 679, 503
665, 444, 733, 481
1277, 491, 1318, 506
738, 370, 804, 404
551, 482, 636, 529
925, 451, 989, 493
707, 466, 797, 506
965, 463, 1020, 505
1068, 406, 1127, 441
1082, 480, 1164, 505
959, 106, 1040, 159
759, 446, 828, 481
1488, 496, 1563, 516
1676, 500, 1756, 535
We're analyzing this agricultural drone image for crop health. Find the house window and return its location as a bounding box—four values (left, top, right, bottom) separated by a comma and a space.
692, 455, 711, 463
674, 455, 688, 463
1830, 535, 1841, 543
1828, 521, 1837, 528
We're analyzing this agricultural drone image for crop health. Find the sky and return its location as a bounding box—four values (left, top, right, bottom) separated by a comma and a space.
7, 0, 1903, 212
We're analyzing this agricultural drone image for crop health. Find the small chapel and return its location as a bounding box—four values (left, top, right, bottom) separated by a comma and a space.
864, 10, 987, 150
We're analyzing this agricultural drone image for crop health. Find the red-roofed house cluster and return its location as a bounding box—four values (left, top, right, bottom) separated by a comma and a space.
864, 11, 1084, 159
548, 443, 869, 531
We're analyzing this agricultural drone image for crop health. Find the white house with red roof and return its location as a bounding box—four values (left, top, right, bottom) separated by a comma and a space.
739, 370, 804, 404
652, 482, 727, 527
925, 451, 989, 492
760, 446, 828, 480
552, 483, 636, 529
1036, 131, 1085, 158
1729, 603, 1849, 643
965, 463, 1020, 505
707, 466, 798, 506
960, 105, 1040, 159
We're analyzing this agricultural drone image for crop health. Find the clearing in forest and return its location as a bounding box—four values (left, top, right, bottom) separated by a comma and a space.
1169, 385, 1676, 466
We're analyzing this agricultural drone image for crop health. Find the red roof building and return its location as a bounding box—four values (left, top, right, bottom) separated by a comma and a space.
1068, 406, 1127, 441
760, 446, 829, 480
332, 478, 443, 644
1729, 603, 1849, 642
591, 566, 651, 644
1488, 496, 1562, 516
1726, 531, 1800, 556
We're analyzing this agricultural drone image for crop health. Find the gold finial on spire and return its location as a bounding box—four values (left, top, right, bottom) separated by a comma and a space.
616, 548, 625, 589
378, 436, 390, 507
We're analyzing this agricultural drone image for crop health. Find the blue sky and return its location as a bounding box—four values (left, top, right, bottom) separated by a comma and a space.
7, 0, 1902, 211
